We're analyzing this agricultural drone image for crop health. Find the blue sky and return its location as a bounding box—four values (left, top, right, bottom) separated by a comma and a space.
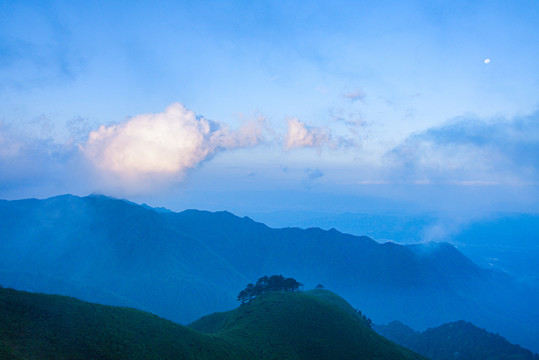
1, 0, 539, 230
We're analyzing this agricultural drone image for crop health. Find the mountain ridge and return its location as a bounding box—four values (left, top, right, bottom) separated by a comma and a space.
0, 194, 538, 352
375, 320, 539, 360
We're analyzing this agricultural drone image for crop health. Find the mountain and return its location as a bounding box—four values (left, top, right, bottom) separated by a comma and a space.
0, 194, 248, 323
0, 286, 424, 360
162, 207, 539, 352
375, 320, 539, 360
254, 210, 539, 283
450, 214, 539, 282
0, 194, 538, 352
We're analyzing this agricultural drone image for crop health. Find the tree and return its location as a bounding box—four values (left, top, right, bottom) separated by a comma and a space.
237, 275, 302, 303
237, 289, 249, 304
283, 277, 301, 292
267, 275, 286, 291
355, 309, 373, 328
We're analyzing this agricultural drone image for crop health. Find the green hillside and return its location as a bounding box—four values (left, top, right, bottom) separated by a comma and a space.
0, 287, 252, 360
0, 287, 424, 360
190, 289, 425, 360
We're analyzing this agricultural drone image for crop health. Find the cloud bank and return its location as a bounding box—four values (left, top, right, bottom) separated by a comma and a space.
388, 112, 539, 184
83, 103, 265, 181
0, 124, 87, 197
284, 118, 330, 150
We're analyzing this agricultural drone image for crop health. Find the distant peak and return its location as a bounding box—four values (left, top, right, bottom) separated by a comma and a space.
140, 203, 173, 214
87, 192, 108, 198
406, 241, 456, 255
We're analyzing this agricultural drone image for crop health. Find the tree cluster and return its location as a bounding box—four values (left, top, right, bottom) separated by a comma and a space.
237, 275, 302, 304
355, 309, 373, 329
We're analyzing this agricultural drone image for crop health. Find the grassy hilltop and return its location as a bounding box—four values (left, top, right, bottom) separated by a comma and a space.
0, 287, 423, 360
191, 289, 424, 360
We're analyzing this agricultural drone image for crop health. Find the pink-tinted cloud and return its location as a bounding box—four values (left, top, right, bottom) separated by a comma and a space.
284, 118, 330, 150
83, 103, 265, 181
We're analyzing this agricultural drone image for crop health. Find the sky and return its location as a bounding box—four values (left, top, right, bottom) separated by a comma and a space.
1, 0, 539, 234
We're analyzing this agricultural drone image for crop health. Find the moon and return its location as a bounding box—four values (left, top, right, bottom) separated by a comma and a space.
484, 58, 491, 64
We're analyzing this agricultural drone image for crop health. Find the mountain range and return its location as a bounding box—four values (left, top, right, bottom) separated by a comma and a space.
0, 194, 537, 352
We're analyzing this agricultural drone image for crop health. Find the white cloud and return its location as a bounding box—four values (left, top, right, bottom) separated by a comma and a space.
284, 118, 330, 150
82, 103, 265, 181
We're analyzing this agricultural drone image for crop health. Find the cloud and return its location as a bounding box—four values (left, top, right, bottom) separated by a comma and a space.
342, 89, 366, 102
0, 104, 267, 197
0, 127, 22, 159
82, 103, 265, 182
66, 116, 96, 143
331, 110, 366, 128
0, 3, 82, 90
284, 118, 330, 150
0, 124, 89, 197
303, 168, 324, 188
387, 112, 539, 184
329, 109, 368, 143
